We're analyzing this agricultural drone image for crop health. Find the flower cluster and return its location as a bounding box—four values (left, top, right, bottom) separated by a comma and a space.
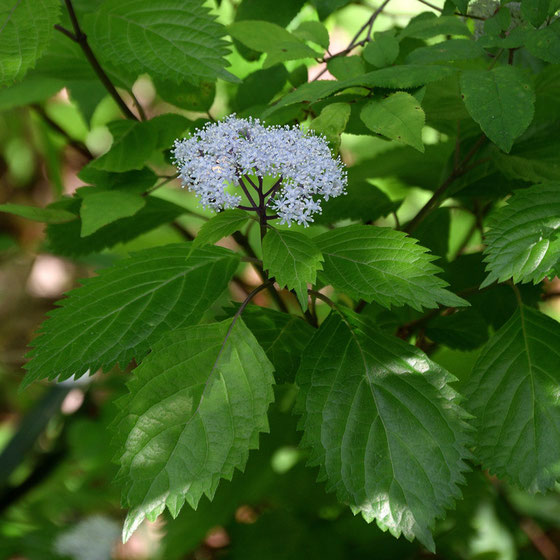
173, 115, 347, 226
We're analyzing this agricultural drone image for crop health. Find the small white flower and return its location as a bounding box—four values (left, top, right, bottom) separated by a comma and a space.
172, 115, 347, 226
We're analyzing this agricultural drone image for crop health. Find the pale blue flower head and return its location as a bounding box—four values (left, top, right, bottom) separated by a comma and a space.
173, 115, 347, 226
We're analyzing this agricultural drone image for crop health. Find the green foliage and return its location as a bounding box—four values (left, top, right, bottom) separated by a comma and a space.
315, 178, 398, 225
236, 306, 314, 383
88, 114, 190, 172
521, 0, 551, 27
0, 0, 60, 85
425, 309, 488, 350
229, 20, 321, 68
296, 312, 470, 551
360, 92, 425, 152
400, 14, 471, 39
460, 66, 535, 152
362, 31, 400, 68
315, 225, 468, 310
115, 319, 275, 539
262, 228, 323, 310
406, 39, 485, 64
87, 0, 237, 84
294, 21, 330, 50
0, 203, 76, 224
309, 102, 351, 150
465, 305, 560, 492
79, 191, 145, 236
5, 0, 560, 555
22, 244, 239, 388
193, 209, 251, 248
45, 197, 187, 256
233, 65, 288, 112
481, 182, 560, 286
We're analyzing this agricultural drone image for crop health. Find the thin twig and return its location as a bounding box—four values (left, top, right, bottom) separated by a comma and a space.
143, 174, 178, 196
57, 0, 139, 121
404, 135, 486, 234
312, 0, 392, 82
415, 0, 486, 19
53, 23, 76, 41
172, 221, 194, 240
129, 89, 147, 121
31, 104, 93, 159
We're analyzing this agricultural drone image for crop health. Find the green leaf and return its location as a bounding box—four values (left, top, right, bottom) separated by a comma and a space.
155, 79, 216, 112
314, 178, 399, 225
425, 309, 488, 350
400, 14, 471, 39
193, 209, 250, 248
77, 167, 158, 193
484, 6, 511, 36
346, 64, 457, 90
481, 183, 560, 287
362, 30, 400, 68
315, 225, 468, 310
460, 66, 535, 153
0, 203, 76, 224
23, 244, 239, 388
79, 191, 146, 236
349, 142, 453, 191
262, 229, 323, 310
492, 123, 560, 183
229, 21, 320, 59
0, 0, 60, 86
450, 0, 469, 13
296, 312, 470, 551
89, 114, 190, 172
45, 197, 187, 257
309, 102, 351, 151
361, 92, 425, 152
521, 0, 551, 27
465, 305, 560, 492
0, 75, 63, 111
264, 65, 457, 117
311, 0, 352, 19
87, 0, 237, 85
326, 56, 365, 81
232, 0, 305, 61
526, 24, 560, 63
233, 65, 288, 112
235, 0, 305, 27
115, 318, 275, 540
406, 39, 485, 64
226, 305, 315, 384
293, 21, 330, 50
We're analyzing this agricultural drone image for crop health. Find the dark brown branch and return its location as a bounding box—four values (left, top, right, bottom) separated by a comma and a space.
31, 104, 92, 159
404, 135, 487, 234
53, 23, 76, 41
57, 0, 139, 121
312, 0, 392, 81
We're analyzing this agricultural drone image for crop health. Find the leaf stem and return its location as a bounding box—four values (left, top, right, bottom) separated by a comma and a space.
232, 231, 289, 313
57, 0, 139, 121
238, 176, 258, 209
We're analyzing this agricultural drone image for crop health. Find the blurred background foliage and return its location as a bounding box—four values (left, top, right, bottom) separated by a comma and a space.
1, 0, 560, 558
